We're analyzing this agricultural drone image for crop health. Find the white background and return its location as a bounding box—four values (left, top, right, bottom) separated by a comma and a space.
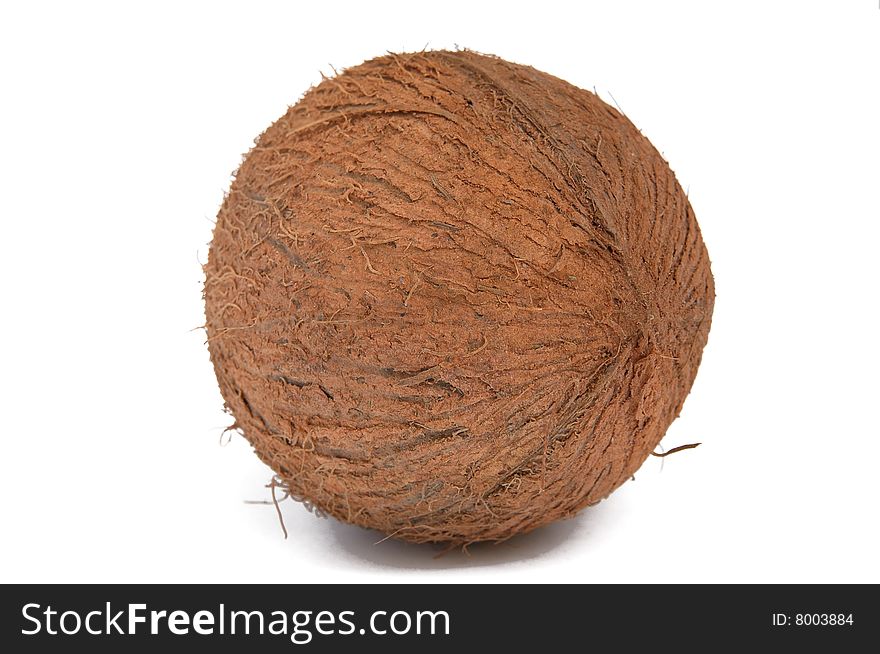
1, 0, 878, 583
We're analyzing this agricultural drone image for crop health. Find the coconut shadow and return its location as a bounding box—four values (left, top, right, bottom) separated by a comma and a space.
326, 505, 602, 570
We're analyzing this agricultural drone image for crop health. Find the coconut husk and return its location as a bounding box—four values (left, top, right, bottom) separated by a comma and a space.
204, 50, 714, 544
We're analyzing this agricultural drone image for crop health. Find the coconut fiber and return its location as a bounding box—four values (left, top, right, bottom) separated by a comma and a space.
204, 50, 714, 544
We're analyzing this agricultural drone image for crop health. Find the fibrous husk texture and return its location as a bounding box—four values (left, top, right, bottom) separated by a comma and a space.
204, 50, 714, 544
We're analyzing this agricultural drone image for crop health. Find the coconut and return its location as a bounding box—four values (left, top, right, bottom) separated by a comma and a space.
204, 50, 714, 544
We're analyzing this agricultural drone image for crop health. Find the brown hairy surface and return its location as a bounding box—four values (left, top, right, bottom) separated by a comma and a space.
204, 50, 714, 544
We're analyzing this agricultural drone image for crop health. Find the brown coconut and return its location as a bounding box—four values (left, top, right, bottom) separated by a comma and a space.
204, 50, 714, 544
